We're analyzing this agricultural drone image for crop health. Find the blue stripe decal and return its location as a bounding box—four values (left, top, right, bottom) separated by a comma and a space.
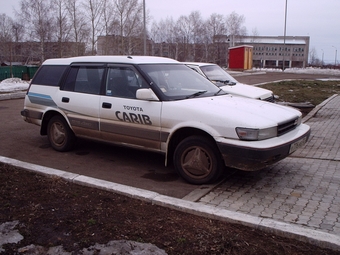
28, 92, 57, 107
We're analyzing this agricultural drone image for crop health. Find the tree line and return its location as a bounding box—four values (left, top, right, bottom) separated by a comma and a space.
0, 0, 247, 64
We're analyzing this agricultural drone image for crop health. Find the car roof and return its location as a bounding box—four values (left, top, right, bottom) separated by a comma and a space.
42, 55, 180, 65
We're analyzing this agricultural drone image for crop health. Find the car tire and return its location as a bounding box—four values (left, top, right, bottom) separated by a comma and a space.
47, 115, 75, 152
173, 136, 224, 184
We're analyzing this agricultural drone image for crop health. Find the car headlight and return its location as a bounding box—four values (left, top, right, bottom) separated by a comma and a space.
236, 127, 277, 141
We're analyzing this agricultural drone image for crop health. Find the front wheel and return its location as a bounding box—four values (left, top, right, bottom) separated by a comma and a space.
47, 115, 76, 152
173, 136, 224, 184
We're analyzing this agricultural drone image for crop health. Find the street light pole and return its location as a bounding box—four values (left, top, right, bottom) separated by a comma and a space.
321, 49, 324, 66
332, 46, 337, 66
283, 0, 288, 70
143, 0, 146, 55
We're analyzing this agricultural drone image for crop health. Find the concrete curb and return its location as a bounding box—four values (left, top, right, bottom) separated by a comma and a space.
1, 156, 339, 251
0, 92, 26, 101
302, 94, 338, 123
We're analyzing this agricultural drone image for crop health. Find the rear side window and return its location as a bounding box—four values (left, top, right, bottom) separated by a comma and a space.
31, 65, 68, 86
63, 66, 105, 95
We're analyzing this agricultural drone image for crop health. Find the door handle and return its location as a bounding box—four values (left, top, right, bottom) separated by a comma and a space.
62, 97, 69, 103
102, 102, 112, 109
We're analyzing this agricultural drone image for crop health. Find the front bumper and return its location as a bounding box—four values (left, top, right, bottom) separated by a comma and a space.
217, 125, 311, 171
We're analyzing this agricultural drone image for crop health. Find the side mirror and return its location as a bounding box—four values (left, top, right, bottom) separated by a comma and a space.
136, 88, 159, 101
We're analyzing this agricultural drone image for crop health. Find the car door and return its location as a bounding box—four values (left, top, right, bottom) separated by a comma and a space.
57, 64, 105, 138
99, 65, 163, 151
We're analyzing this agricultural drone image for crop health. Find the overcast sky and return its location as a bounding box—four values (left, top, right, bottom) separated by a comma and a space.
2, 0, 339, 64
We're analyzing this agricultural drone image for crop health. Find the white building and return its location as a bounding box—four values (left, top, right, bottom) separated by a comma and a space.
235, 36, 310, 69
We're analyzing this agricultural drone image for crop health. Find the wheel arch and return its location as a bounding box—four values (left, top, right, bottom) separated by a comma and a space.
40, 110, 71, 136
166, 127, 217, 166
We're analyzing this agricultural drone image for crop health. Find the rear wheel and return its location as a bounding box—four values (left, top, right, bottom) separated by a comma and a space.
173, 136, 224, 184
47, 115, 75, 152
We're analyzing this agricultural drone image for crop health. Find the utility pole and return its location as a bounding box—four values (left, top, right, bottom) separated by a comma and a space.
282, 0, 288, 71
143, 0, 146, 55
332, 46, 337, 66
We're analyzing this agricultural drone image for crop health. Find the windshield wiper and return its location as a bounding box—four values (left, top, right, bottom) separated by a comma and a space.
214, 80, 237, 86
214, 88, 225, 96
186, 90, 207, 99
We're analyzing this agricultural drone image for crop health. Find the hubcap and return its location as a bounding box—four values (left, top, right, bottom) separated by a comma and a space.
181, 146, 212, 178
51, 122, 66, 145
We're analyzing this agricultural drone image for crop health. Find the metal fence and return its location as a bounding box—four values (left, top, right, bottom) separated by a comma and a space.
0, 66, 39, 81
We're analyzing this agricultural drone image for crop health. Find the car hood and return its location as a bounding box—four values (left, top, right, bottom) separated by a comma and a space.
218, 82, 273, 100
162, 94, 300, 132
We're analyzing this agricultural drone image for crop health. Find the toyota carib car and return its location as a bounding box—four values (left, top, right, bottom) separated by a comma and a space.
21, 56, 310, 184
184, 62, 275, 102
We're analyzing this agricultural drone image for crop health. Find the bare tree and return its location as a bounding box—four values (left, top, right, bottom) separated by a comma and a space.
0, 14, 14, 64
82, 0, 104, 55
52, 0, 71, 57
204, 13, 227, 63
309, 47, 321, 66
102, 0, 116, 35
113, 0, 144, 55
174, 15, 191, 60
18, 0, 55, 62
150, 17, 178, 58
174, 11, 204, 61
251, 27, 259, 37
99, 0, 119, 55
150, 20, 168, 56
226, 11, 247, 46
0, 14, 14, 42
188, 11, 204, 61
66, 0, 89, 55
11, 22, 25, 43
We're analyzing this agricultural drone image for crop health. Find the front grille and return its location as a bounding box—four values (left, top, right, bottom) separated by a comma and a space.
277, 117, 299, 136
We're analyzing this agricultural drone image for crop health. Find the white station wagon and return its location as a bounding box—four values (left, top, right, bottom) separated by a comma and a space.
21, 56, 310, 184
184, 62, 275, 102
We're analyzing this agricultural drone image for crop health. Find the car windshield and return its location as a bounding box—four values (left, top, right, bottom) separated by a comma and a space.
200, 65, 238, 86
139, 64, 225, 100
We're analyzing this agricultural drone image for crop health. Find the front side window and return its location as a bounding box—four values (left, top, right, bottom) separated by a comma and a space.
106, 66, 148, 99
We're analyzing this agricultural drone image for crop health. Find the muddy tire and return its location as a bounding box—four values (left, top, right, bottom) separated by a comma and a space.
47, 115, 75, 152
173, 136, 224, 184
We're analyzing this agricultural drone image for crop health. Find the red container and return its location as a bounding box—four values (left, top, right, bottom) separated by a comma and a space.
229, 45, 253, 70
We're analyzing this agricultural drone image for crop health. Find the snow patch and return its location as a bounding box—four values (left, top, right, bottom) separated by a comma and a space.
0, 78, 29, 92
254, 67, 340, 76
0, 221, 24, 252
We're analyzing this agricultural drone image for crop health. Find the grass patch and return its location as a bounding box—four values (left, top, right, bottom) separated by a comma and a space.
261, 80, 340, 105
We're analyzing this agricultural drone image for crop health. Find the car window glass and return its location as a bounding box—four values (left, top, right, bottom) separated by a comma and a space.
139, 64, 221, 100
106, 67, 147, 99
32, 65, 68, 86
63, 67, 77, 91
200, 65, 237, 83
63, 66, 104, 94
